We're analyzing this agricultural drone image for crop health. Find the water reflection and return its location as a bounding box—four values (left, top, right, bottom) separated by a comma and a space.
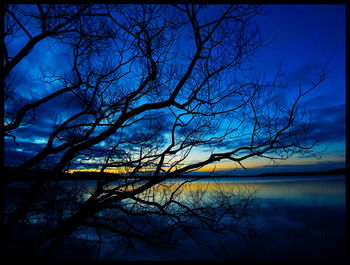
98, 175, 346, 261
7, 175, 345, 261
245, 175, 346, 261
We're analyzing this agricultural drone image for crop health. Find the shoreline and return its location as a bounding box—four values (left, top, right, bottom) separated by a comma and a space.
4, 167, 346, 182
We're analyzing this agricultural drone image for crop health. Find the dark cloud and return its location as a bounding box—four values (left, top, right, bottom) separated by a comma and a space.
302, 95, 344, 109
213, 138, 251, 150
308, 122, 345, 143
286, 61, 322, 85
305, 104, 346, 143
310, 104, 345, 121
5, 143, 37, 167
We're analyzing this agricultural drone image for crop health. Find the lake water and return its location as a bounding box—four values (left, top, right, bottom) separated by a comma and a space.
39, 174, 346, 261
94, 175, 346, 261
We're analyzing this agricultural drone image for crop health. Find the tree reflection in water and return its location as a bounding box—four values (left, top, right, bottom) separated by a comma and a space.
5, 178, 260, 260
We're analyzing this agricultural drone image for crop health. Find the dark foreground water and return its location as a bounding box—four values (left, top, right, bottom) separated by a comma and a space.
52, 175, 346, 261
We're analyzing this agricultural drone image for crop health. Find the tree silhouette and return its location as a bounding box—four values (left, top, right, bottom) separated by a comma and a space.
3, 4, 327, 260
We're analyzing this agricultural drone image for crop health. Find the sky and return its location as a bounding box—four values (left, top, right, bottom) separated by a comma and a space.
206, 4, 346, 174
4, 4, 346, 175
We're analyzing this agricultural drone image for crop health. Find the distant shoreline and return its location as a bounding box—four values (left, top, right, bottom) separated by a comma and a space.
3, 167, 346, 182
182, 168, 347, 179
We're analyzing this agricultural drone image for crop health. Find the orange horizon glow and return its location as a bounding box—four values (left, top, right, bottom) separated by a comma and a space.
67, 157, 336, 175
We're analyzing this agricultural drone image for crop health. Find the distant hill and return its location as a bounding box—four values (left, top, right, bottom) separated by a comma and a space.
3, 167, 346, 182
257, 168, 346, 177
182, 168, 347, 179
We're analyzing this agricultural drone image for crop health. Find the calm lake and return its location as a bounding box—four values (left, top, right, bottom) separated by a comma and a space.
38, 174, 346, 261
95, 174, 346, 261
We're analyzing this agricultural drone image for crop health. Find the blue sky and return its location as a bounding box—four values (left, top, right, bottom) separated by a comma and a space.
4, 4, 346, 174
180, 4, 346, 174
214, 4, 346, 174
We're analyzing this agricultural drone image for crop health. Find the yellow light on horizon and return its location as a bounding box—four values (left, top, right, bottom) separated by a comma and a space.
67, 156, 328, 175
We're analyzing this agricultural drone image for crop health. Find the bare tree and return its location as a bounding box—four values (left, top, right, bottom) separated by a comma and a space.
3, 4, 327, 260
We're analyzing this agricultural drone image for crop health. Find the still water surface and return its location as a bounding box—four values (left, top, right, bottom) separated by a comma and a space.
53, 175, 346, 261
108, 175, 346, 261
